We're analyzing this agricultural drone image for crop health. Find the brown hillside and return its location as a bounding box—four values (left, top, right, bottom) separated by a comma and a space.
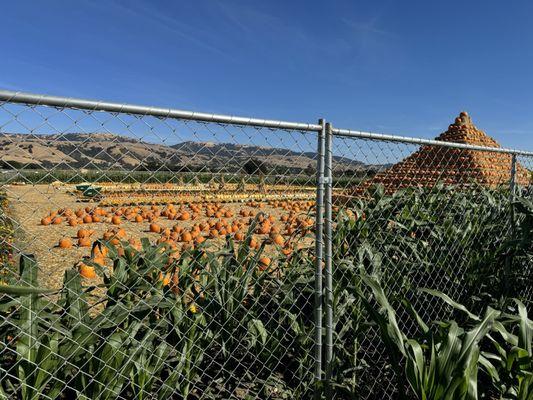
0, 133, 366, 173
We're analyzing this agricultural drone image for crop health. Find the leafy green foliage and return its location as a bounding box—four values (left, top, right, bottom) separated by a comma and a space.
0, 217, 316, 398
353, 271, 532, 400
482, 299, 533, 399
329, 184, 532, 397
0, 183, 531, 398
355, 272, 499, 399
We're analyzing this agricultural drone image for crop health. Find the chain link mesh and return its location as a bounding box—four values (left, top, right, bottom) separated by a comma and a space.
0, 95, 531, 399
0, 98, 323, 399
327, 115, 532, 399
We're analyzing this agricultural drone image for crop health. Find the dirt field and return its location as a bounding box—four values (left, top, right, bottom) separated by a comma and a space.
5, 184, 315, 291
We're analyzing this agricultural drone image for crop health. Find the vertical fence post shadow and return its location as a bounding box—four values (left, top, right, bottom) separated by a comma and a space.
324, 122, 334, 399
314, 119, 326, 399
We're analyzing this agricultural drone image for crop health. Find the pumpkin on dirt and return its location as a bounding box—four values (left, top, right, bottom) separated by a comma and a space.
40, 217, 51, 226
149, 223, 162, 233
180, 231, 192, 242
249, 237, 259, 249
58, 238, 73, 249
92, 243, 109, 258
92, 255, 105, 267
270, 234, 284, 246
77, 229, 90, 239
282, 247, 293, 256
78, 238, 91, 247
179, 212, 190, 221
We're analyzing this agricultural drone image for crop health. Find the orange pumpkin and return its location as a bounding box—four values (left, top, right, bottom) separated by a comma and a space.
41, 217, 51, 226
195, 236, 206, 244
93, 244, 108, 259
149, 223, 162, 233
92, 255, 105, 267
77, 229, 90, 239
259, 257, 271, 270
181, 232, 192, 242
270, 234, 284, 246
78, 238, 91, 247
250, 237, 259, 249
282, 247, 293, 256
58, 238, 73, 249
78, 263, 96, 279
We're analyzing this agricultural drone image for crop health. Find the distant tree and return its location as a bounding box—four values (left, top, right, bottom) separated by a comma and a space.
305, 163, 316, 176
243, 158, 266, 175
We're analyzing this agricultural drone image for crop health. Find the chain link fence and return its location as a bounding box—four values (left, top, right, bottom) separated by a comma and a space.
326, 121, 533, 399
0, 91, 531, 399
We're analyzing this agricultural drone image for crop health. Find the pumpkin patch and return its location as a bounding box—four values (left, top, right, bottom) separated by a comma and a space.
25, 182, 316, 284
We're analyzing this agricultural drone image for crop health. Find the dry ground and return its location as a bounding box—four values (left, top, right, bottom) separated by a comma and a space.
5, 184, 315, 291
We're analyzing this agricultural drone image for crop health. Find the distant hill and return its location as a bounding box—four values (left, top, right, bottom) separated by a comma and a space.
0, 132, 381, 174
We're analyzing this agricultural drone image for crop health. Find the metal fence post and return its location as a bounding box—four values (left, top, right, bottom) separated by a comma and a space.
504, 154, 517, 296
314, 119, 326, 398
510, 154, 517, 196
510, 154, 517, 230
324, 122, 333, 398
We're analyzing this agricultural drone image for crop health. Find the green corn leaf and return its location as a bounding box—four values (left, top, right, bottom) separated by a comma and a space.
16, 254, 40, 399
418, 288, 480, 321
249, 318, 268, 347
0, 285, 53, 295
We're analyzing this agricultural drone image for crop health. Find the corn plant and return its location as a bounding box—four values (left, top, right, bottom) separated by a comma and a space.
481, 299, 532, 400
0, 255, 61, 400
335, 184, 518, 304
80, 240, 209, 398
190, 214, 316, 398
353, 271, 502, 400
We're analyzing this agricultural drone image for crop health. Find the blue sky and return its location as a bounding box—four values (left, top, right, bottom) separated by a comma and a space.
1, 0, 533, 150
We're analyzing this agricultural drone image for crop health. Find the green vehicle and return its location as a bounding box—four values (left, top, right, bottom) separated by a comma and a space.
75, 183, 91, 192
75, 184, 102, 198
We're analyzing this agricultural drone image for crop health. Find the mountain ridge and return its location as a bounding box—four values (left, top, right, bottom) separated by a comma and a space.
0, 132, 377, 173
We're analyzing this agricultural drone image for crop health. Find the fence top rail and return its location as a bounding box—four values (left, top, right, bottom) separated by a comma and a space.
331, 127, 533, 157
1, 89, 532, 157
0, 89, 323, 132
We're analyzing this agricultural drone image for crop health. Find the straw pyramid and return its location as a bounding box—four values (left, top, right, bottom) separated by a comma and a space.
352, 112, 530, 195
